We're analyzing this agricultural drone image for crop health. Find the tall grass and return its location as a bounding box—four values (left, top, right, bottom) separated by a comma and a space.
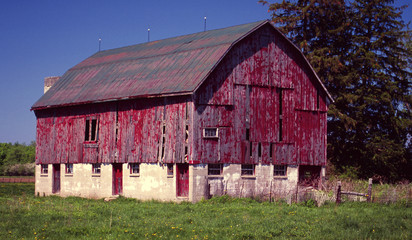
321, 177, 411, 204
0, 183, 410, 239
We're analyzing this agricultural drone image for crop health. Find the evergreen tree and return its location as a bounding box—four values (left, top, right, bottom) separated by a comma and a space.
260, 0, 411, 181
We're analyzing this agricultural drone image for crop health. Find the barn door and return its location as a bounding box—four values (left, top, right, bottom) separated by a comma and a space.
112, 164, 123, 195
52, 164, 60, 193
176, 163, 189, 197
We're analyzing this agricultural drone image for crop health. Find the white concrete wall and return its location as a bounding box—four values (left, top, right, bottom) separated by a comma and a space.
35, 163, 320, 202
122, 163, 176, 201
36, 163, 178, 201
35, 164, 52, 196
60, 163, 112, 198
36, 163, 113, 198
191, 164, 300, 202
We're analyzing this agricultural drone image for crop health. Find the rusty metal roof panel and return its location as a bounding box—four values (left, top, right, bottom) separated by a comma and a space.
33, 20, 268, 109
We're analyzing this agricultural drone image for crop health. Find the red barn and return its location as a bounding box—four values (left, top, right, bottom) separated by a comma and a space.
32, 20, 332, 201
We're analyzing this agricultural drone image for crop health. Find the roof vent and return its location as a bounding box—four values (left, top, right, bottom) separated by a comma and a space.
44, 76, 60, 94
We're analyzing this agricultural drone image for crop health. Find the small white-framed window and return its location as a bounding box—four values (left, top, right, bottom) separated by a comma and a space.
41, 164, 48, 175
208, 164, 223, 176
92, 163, 101, 175
203, 127, 218, 138
241, 164, 255, 176
65, 163, 73, 174
129, 163, 140, 175
274, 165, 287, 177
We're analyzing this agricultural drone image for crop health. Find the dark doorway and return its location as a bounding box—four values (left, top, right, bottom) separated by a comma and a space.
112, 163, 123, 195
299, 165, 321, 187
52, 164, 61, 193
176, 163, 189, 197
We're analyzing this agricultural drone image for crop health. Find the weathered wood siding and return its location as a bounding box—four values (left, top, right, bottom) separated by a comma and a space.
35, 96, 192, 164
193, 24, 328, 165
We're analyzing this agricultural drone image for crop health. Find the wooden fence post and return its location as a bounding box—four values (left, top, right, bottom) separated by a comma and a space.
336, 181, 342, 204
367, 178, 372, 202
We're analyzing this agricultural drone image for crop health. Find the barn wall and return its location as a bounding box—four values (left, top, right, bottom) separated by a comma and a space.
35, 163, 178, 200
35, 163, 112, 198
35, 95, 193, 165
36, 162, 322, 202
35, 164, 53, 196
122, 163, 177, 201
190, 164, 300, 202
193, 24, 328, 166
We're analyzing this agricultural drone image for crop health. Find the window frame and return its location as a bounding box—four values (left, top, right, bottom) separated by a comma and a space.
40, 164, 48, 175
208, 164, 223, 176
274, 165, 287, 177
203, 127, 219, 138
92, 163, 101, 175
65, 163, 74, 175
84, 116, 99, 143
129, 163, 140, 175
241, 164, 255, 176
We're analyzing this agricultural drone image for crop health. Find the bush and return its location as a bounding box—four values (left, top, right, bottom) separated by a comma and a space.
3, 163, 35, 176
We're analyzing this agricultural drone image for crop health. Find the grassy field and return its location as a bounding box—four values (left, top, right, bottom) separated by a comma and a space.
0, 183, 410, 240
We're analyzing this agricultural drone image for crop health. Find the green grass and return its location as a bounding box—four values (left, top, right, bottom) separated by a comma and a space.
0, 183, 411, 239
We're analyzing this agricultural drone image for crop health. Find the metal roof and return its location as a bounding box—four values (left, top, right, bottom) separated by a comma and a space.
32, 20, 332, 110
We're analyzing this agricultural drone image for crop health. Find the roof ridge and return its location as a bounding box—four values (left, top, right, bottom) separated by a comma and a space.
95, 20, 268, 55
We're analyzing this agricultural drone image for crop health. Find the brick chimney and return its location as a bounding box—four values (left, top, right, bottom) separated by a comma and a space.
44, 76, 60, 94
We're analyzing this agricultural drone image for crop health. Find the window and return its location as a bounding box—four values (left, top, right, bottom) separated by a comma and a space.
241, 164, 255, 176
274, 165, 287, 177
208, 164, 222, 175
129, 163, 140, 175
85, 117, 99, 142
92, 163, 101, 174
167, 163, 173, 176
65, 163, 73, 174
203, 128, 218, 138
41, 164, 48, 174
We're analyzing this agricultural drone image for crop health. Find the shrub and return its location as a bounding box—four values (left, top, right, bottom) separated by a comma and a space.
3, 163, 35, 176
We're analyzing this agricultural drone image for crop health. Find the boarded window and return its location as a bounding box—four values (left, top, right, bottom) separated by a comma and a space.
41, 164, 48, 174
65, 163, 73, 174
92, 163, 101, 175
241, 164, 255, 176
203, 128, 218, 138
274, 165, 287, 176
208, 164, 222, 175
85, 116, 99, 142
129, 163, 140, 175
167, 163, 173, 176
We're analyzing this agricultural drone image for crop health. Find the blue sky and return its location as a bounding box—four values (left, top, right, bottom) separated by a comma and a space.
0, 0, 410, 144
